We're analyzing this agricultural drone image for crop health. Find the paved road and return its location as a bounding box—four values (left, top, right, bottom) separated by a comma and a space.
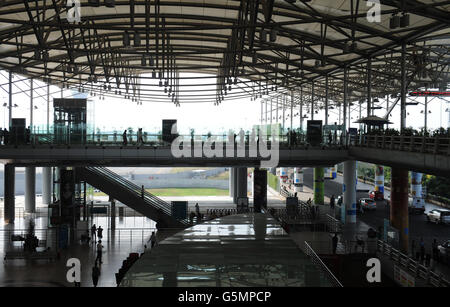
301, 168, 450, 249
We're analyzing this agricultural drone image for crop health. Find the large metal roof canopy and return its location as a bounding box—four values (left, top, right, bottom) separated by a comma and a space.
0, 0, 448, 105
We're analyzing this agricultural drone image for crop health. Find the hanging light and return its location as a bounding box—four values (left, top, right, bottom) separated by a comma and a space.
390, 14, 400, 29
400, 13, 410, 28
149, 56, 154, 67
260, 29, 267, 43
141, 56, 146, 66
123, 32, 130, 47
270, 28, 278, 42
134, 32, 141, 46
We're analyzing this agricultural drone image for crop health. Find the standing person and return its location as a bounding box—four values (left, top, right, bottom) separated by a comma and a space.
122, 130, 128, 146
150, 231, 157, 248
3, 128, 9, 145
91, 224, 97, 243
332, 233, 339, 254
328, 131, 332, 145
195, 203, 200, 216
432, 238, 439, 262
411, 239, 416, 258
419, 237, 425, 261
97, 226, 103, 240
96, 240, 104, 265
92, 264, 100, 287
141, 185, 145, 198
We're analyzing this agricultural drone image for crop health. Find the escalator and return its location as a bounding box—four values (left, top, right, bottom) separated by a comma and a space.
76, 167, 190, 228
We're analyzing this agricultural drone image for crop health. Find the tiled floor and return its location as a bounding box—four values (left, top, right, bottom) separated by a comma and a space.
120, 213, 332, 287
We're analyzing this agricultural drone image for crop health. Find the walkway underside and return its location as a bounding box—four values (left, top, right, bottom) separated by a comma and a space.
0, 145, 449, 176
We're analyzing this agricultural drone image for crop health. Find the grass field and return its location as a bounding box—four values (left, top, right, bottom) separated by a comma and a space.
94, 188, 229, 197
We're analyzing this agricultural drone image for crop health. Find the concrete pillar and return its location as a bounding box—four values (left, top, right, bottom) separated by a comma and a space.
42, 167, 52, 205
253, 168, 267, 213
294, 167, 303, 193
343, 160, 357, 224
25, 166, 36, 213
229, 168, 235, 197
313, 167, 324, 205
236, 167, 247, 199
390, 168, 409, 253
232, 167, 238, 204
375, 165, 385, 196
110, 198, 116, 230
4, 164, 15, 223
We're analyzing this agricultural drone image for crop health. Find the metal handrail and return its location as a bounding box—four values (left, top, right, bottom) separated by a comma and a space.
376, 240, 450, 287
304, 241, 343, 287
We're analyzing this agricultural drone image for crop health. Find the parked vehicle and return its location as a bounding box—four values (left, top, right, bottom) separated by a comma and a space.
359, 198, 376, 211
369, 190, 384, 201
426, 209, 450, 224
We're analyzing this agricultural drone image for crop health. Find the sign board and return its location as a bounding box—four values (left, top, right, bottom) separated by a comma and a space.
323, 124, 344, 132
394, 265, 415, 287
171, 201, 188, 220
306, 120, 322, 146
162, 119, 177, 143
90, 207, 107, 214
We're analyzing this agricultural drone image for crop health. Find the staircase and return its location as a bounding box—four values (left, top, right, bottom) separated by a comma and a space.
76, 167, 189, 228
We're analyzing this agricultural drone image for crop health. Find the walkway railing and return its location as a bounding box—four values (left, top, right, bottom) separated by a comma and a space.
304, 241, 343, 287
356, 135, 450, 155
377, 240, 450, 287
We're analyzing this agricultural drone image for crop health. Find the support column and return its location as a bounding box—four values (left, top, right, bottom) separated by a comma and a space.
236, 167, 248, 200
110, 198, 116, 230
42, 167, 52, 205
311, 83, 315, 120
253, 168, 267, 213
325, 75, 329, 125
4, 164, 15, 223
8, 71, 12, 128
229, 168, 235, 198
343, 160, 357, 224
232, 167, 238, 204
400, 43, 407, 132
390, 168, 409, 253
25, 166, 36, 213
313, 167, 324, 205
343, 66, 348, 139
294, 167, 303, 193
374, 165, 385, 197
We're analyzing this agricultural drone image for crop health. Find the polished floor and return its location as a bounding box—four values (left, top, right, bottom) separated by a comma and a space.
120, 213, 332, 287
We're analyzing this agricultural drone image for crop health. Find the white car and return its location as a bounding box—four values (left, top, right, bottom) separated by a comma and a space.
426, 209, 450, 224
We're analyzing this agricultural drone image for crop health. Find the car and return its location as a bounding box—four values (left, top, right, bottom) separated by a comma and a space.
426, 209, 450, 224
438, 240, 450, 257
359, 198, 376, 211
369, 190, 384, 201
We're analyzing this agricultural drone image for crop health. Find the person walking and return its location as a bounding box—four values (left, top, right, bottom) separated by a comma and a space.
332, 233, 339, 254
330, 195, 335, 209
150, 231, 157, 248
137, 128, 144, 145
328, 131, 332, 146
96, 240, 104, 265
92, 264, 100, 287
91, 224, 97, 243
97, 226, 103, 240
122, 130, 128, 146
195, 203, 200, 216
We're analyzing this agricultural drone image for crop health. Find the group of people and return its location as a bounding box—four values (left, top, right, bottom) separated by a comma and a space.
0, 127, 31, 145
122, 128, 145, 146
411, 237, 445, 265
